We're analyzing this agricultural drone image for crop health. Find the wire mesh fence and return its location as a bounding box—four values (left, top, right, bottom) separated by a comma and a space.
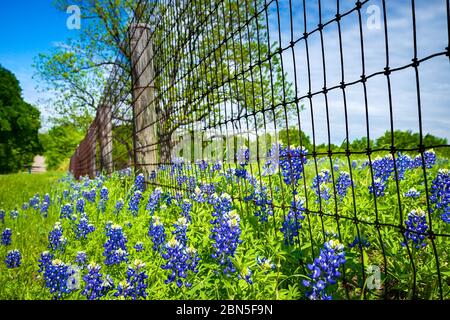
69, 0, 450, 299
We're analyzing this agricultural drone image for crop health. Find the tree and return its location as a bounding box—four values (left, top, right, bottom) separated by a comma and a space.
34, 0, 295, 165
0, 65, 42, 173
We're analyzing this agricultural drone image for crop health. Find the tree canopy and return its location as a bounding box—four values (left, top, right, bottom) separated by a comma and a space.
0, 65, 42, 173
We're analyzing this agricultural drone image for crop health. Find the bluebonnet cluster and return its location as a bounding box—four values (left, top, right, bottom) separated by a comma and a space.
238, 267, 253, 284
279, 145, 308, 186
235, 147, 250, 178
75, 215, 95, 240
413, 150, 436, 169
76, 198, 85, 214
60, 203, 74, 219
38, 251, 54, 273
134, 242, 144, 252
118, 167, 132, 177
180, 199, 192, 220
369, 178, 387, 198
41, 259, 76, 299
171, 157, 184, 175
281, 195, 306, 245
348, 235, 370, 249
430, 169, 449, 223
210, 194, 242, 274
200, 183, 216, 204
81, 262, 114, 300
256, 256, 276, 273
29, 194, 40, 210
312, 169, 332, 203
83, 188, 97, 203
98, 186, 109, 212
196, 159, 209, 171
303, 240, 346, 300
103, 224, 128, 265
404, 188, 421, 199
75, 251, 87, 266
9, 209, 18, 219
148, 215, 166, 252
161, 238, 200, 288
114, 199, 124, 215
40, 196, 50, 217
134, 173, 145, 193
173, 217, 189, 246
0, 209, 4, 223
146, 188, 162, 215
5, 249, 21, 268
336, 172, 352, 199
149, 170, 157, 180
115, 260, 148, 299
396, 153, 413, 180
211, 161, 222, 172
128, 191, 143, 216
62, 190, 69, 199
402, 209, 428, 249
245, 184, 273, 223
1, 228, 12, 246
48, 222, 67, 252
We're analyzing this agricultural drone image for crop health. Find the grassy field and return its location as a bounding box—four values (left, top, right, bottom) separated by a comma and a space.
0, 172, 64, 299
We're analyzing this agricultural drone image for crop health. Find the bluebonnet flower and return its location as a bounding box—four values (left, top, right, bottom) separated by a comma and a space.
192, 186, 206, 203
134, 173, 145, 192
134, 242, 144, 252
9, 209, 18, 220
173, 217, 189, 246
83, 188, 97, 203
413, 150, 437, 169
103, 224, 128, 266
200, 183, 216, 204
63, 190, 69, 199
98, 186, 109, 212
177, 175, 187, 186
210, 194, 241, 274
256, 257, 276, 273
348, 235, 370, 249
75, 215, 95, 240
75, 251, 87, 266
336, 171, 352, 199
161, 239, 200, 288
371, 155, 394, 182
430, 169, 450, 223
180, 199, 192, 220
0, 209, 4, 223
369, 178, 387, 198
118, 167, 132, 177
149, 170, 157, 180
171, 157, 185, 175
281, 195, 306, 245
211, 161, 222, 172
235, 147, 250, 178
60, 203, 74, 219
48, 222, 67, 252
40, 201, 50, 217
29, 194, 40, 210
114, 199, 124, 215
5, 249, 21, 268
146, 188, 162, 215
115, 260, 148, 299
76, 198, 85, 214
402, 209, 428, 249
38, 251, 53, 273
161, 191, 172, 206
395, 153, 413, 180
312, 169, 332, 203
404, 188, 421, 199
81, 262, 114, 300
148, 215, 166, 252
196, 159, 209, 171
41, 259, 76, 299
238, 267, 253, 284
44, 193, 51, 206
351, 160, 358, 169
246, 184, 273, 223
279, 145, 308, 186
1, 228, 12, 246
22, 203, 29, 210
333, 164, 339, 172
128, 190, 143, 216
302, 240, 346, 300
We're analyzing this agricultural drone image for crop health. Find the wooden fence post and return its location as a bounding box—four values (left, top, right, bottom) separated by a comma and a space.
97, 104, 113, 174
130, 22, 158, 179
88, 123, 97, 178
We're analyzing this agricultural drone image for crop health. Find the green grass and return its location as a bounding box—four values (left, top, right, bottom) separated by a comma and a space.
0, 172, 64, 299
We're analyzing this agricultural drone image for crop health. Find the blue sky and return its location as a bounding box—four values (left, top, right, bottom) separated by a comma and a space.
0, 0, 448, 143
0, 0, 78, 125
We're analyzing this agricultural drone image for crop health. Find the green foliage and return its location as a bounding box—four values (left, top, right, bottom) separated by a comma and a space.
0, 65, 42, 173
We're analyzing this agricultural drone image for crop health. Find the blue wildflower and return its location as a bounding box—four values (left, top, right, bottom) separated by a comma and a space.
0, 209, 4, 223
5, 249, 21, 268
75, 251, 87, 266
103, 224, 128, 266
48, 222, 67, 252
83, 188, 97, 203
1, 228, 12, 246
9, 209, 18, 220
76, 198, 85, 214
114, 199, 124, 215
75, 215, 95, 240
279, 145, 308, 186
430, 169, 450, 223
38, 251, 54, 273
161, 239, 199, 288
128, 190, 143, 216
134, 173, 145, 192
281, 195, 306, 245
60, 203, 74, 219
312, 169, 332, 203
115, 260, 148, 300
134, 242, 144, 252
238, 267, 253, 284
402, 209, 428, 249
302, 240, 346, 300
146, 188, 162, 215
369, 178, 387, 197
256, 256, 276, 273
404, 188, 421, 199
348, 235, 370, 249
41, 259, 76, 299
336, 171, 352, 199
81, 262, 114, 300
196, 159, 209, 171
148, 215, 166, 252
